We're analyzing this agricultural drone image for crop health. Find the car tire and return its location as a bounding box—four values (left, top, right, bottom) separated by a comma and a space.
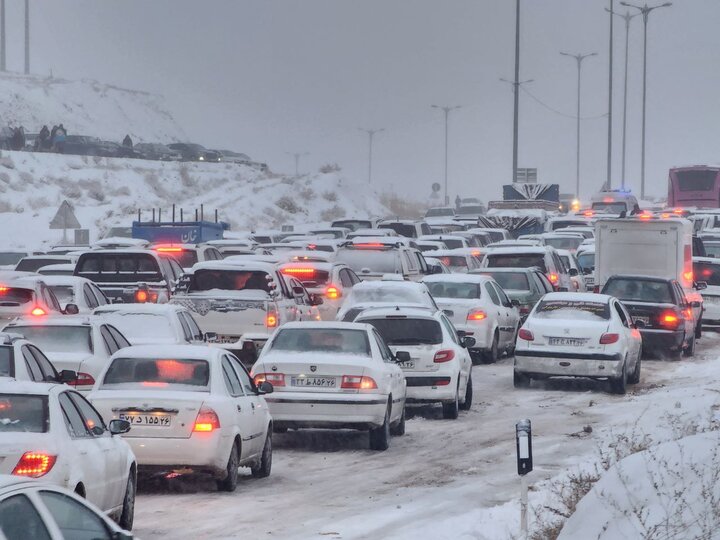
513, 370, 531, 388
390, 404, 406, 436
610, 360, 627, 395
369, 403, 391, 451
483, 332, 499, 364
251, 432, 272, 478
442, 386, 460, 420
118, 472, 136, 531
217, 442, 239, 492
695, 321, 702, 339
628, 354, 641, 385
684, 335, 696, 357
459, 373, 473, 411
470, 350, 483, 365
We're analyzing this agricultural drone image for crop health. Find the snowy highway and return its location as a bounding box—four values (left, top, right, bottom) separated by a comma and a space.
133, 334, 720, 540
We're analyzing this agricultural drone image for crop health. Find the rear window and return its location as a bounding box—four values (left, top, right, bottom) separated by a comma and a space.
16, 258, 69, 273
336, 249, 401, 274
0, 394, 48, 433
0, 252, 26, 266
440, 239, 464, 249
602, 278, 673, 304
93, 312, 176, 343
280, 267, 330, 287
364, 318, 443, 345
478, 272, 530, 291
486, 254, 547, 272
550, 221, 587, 231
694, 262, 720, 286
591, 202, 626, 213
269, 328, 370, 355
577, 252, 595, 272
535, 300, 610, 320
544, 237, 583, 251
457, 205, 484, 215
76, 253, 163, 283
332, 220, 371, 232
10, 326, 93, 354
345, 285, 428, 306
189, 269, 273, 293
48, 285, 74, 306
156, 249, 198, 269
0, 346, 13, 377
703, 242, 720, 258
102, 358, 210, 389
378, 223, 416, 238
426, 208, 454, 217
425, 281, 480, 299
0, 287, 33, 306
436, 256, 468, 270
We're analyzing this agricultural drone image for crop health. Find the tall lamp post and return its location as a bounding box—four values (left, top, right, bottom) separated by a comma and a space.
358, 128, 384, 185
606, 0, 614, 190
511, 0, 521, 186
285, 151, 309, 177
431, 105, 461, 206
0, 0, 5, 71
24, 0, 29, 74
621, 1, 671, 199
560, 52, 597, 199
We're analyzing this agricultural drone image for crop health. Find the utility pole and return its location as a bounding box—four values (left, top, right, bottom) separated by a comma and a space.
560, 52, 597, 200
609, 9, 640, 190
431, 105, 461, 206
606, 0, 614, 190
0, 0, 5, 72
512, 0, 521, 185
359, 128, 384, 185
285, 151, 309, 177
24, 0, 29, 74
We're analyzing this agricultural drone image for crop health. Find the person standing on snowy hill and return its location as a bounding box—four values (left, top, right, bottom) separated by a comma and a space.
36, 125, 50, 151
53, 124, 67, 153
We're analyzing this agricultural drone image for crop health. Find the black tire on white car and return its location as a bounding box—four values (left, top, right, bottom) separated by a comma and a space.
628, 353, 641, 385
609, 360, 627, 395
118, 471, 136, 531
251, 431, 272, 478
459, 373, 473, 411
390, 404, 405, 436
217, 442, 239, 492
513, 370, 531, 388
483, 332, 499, 364
369, 402, 391, 451
442, 385, 460, 419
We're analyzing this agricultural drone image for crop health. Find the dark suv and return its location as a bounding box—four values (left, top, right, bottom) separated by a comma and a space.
601, 275, 700, 359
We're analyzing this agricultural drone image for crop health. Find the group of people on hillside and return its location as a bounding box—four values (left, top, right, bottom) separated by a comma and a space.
33, 124, 67, 152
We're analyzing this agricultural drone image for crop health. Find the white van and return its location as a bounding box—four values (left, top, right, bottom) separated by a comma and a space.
590, 190, 639, 215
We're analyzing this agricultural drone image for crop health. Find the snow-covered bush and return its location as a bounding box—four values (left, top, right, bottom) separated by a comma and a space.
275, 195, 302, 214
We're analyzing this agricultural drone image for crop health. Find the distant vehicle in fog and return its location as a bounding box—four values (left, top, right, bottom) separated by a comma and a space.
135, 142, 182, 161
167, 142, 208, 161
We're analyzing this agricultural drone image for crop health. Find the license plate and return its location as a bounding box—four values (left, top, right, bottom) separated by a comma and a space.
703, 296, 720, 304
216, 335, 240, 344
548, 337, 587, 347
398, 360, 415, 369
291, 377, 336, 387
119, 414, 171, 426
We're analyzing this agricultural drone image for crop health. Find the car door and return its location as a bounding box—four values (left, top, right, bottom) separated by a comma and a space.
614, 300, 641, 361
229, 355, 267, 454
493, 283, 519, 346
673, 282, 695, 338
220, 355, 258, 460
438, 314, 470, 392
483, 282, 505, 343
371, 330, 404, 420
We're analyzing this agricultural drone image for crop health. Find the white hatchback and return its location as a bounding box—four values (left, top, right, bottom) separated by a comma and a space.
42, 275, 110, 314
251, 322, 407, 450
0, 381, 136, 529
355, 308, 473, 419
89, 345, 273, 492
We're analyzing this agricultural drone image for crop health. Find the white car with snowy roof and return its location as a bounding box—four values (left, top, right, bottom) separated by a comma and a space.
0, 333, 76, 384
251, 321, 406, 450
335, 239, 428, 282
421, 248, 483, 273
0, 276, 66, 324
41, 275, 110, 315
336, 279, 438, 322
423, 274, 520, 362
88, 345, 273, 492
355, 307, 473, 419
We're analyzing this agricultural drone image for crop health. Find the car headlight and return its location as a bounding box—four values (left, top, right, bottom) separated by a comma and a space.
198, 156, 205, 161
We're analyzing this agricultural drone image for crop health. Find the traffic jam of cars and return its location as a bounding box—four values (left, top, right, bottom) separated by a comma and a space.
0, 189, 716, 537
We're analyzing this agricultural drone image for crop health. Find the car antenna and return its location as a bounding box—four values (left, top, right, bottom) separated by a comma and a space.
395, 305, 400, 311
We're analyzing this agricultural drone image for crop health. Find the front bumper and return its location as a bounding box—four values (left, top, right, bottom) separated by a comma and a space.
639, 328, 685, 351
514, 349, 623, 379
264, 391, 389, 429
124, 431, 231, 473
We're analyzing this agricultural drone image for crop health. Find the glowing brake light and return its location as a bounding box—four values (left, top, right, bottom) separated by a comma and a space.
325, 285, 341, 299
659, 311, 681, 330
638, 212, 652, 220
155, 246, 184, 253
548, 273, 559, 284
282, 267, 316, 276
683, 271, 694, 282
673, 208, 684, 214
193, 406, 220, 432
584, 210, 594, 217
136, 290, 148, 303
518, 328, 534, 341
355, 243, 386, 249
253, 373, 285, 387
0, 286, 8, 293
467, 310, 486, 321
30, 307, 46, 317
599, 333, 619, 344
266, 312, 278, 328
341, 375, 378, 389
433, 350, 455, 363
12, 452, 56, 477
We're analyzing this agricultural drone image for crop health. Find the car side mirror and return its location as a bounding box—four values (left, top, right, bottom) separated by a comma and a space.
257, 381, 274, 394
569, 268, 579, 277
691, 300, 702, 308
64, 303, 79, 315
57, 369, 77, 384
695, 281, 708, 291
461, 336, 476, 349
108, 419, 131, 435
309, 293, 324, 306
395, 351, 411, 362
204, 331, 218, 343
511, 299, 520, 307
583, 267, 592, 275
633, 318, 646, 329
292, 286, 305, 297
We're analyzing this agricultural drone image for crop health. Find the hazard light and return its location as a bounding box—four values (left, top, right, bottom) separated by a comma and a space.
325, 285, 341, 299
638, 212, 652, 220
683, 271, 694, 282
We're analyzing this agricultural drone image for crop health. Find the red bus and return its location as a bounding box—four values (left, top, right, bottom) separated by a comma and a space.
668, 166, 720, 208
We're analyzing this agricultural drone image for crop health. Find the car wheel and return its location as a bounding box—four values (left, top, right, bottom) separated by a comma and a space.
628, 353, 641, 385
695, 321, 702, 339
470, 350, 484, 365
609, 360, 627, 395
513, 370, 531, 388
217, 442, 239, 492
442, 385, 460, 420
251, 432, 272, 478
483, 332, 499, 364
390, 403, 406, 436
369, 402, 391, 451
118, 472, 136, 531
459, 373, 473, 411
684, 335, 696, 357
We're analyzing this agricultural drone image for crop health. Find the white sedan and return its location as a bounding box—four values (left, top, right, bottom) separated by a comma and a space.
89, 345, 273, 492
423, 274, 520, 363
513, 292, 642, 394
41, 275, 110, 314
0, 333, 76, 384
251, 322, 407, 450
0, 380, 136, 530
336, 279, 438, 322
355, 307, 473, 419
93, 303, 206, 345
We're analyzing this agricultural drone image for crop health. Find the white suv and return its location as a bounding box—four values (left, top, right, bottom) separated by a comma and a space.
335, 239, 428, 281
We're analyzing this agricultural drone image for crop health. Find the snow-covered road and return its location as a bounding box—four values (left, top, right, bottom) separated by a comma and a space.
133, 334, 720, 540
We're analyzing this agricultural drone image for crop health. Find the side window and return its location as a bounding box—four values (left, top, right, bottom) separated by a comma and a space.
107, 326, 131, 349
0, 494, 52, 540
67, 391, 106, 433
177, 313, 193, 341
415, 252, 428, 274
21, 347, 43, 381
494, 284, 512, 307
229, 356, 255, 394
440, 315, 460, 344
535, 272, 554, 293
339, 269, 353, 288
674, 283, 688, 305
100, 326, 119, 355
29, 346, 57, 380
348, 269, 361, 285
91, 284, 109, 306
41, 285, 62, 312
221, 357, 243, 396
484, 283, 501, 305
403, 251, 417, 272
613, 302, 629, 327
39, 491, 113, 540
421, 223, 432, 235
83, 284, 98, 309
183, 313, 204, 341
372, 331, 393, 363
58, 392, 90, 438
169, 259, 184, 281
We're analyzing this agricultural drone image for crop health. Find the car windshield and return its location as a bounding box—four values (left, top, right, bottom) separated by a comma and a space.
102, 358, 210, 389
0, 252, 26, 266
0, 287, 33, 306
577, 252, 595, 272
425, 281, 480, 299
544, 237, 583, 251
16, 258, 69, 272
270, 328, 370, 355
379, 223, 416, 238
486, 254, 547, 272
336, 249, 401, 274
48, 285, 75, 305
0, 346, 12, 377
189, 269, 273, 293
0, 394, 48, 433
535, 300, 610, 321
10, 326, 93, 354
591, 202, 626, 214
479, 272, 530, 291
603, 279, 673, 304
435, 256, 468, 270
93, 312, 176, 343
363, 318, 443, 345
694, 262, 720, 286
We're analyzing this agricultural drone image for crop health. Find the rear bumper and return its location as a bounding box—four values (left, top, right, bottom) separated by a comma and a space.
264, 392, 389, 429
404, 373, 458, 402
514, 350, 623, 379
124, 431, 231, 473
638, 329, 685, 351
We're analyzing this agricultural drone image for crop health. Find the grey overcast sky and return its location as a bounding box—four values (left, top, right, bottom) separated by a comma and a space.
5, 1, 719, 200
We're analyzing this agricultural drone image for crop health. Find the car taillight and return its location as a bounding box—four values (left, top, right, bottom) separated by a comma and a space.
434, 379, 451, 386
659, 311, 681, 330
12, 452, 56, 477
30, 306, 46, 317
519, 306, 530, 315
467, 310, 486, 321
518, 328, 534, 341
593, 285, 600, 293
548, 273, 559, 284
341, 375, 377, 389
573, 280, 580, 290
135, 289, 158, 303
326, 285, 341, 300
433, 349, 455, 363
266, 312, 278, 328
253, 373, 285, 387
67, 372, 95, 387
282, 267, 316, 277
193, 406, 220, 432
599, 333, 619, 344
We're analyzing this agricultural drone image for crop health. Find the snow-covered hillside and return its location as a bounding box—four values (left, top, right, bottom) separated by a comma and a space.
0, 72, 185, 143
0, 150, 392, 249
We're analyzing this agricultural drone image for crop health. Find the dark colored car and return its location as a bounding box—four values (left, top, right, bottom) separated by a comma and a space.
204, 150, 223, 162
167, 143, 208, 161
63, 135, 112, 157
601, 275, 699, 359
135, 143, 182, 161
473, 267, 553, 320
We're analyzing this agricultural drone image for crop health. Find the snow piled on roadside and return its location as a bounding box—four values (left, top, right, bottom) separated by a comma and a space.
0, 150, 391, 249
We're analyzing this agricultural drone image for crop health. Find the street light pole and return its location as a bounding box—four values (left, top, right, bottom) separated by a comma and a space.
432, 105, 461, 206
512, 0, 521, 185
606, 0, 614, 190
285, 151, 309, 177
0, 0, 5, 72
621, 1, 672, 199
561, 52, 597, 199
359, 128, 384, 185
24, 0, 29, 75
